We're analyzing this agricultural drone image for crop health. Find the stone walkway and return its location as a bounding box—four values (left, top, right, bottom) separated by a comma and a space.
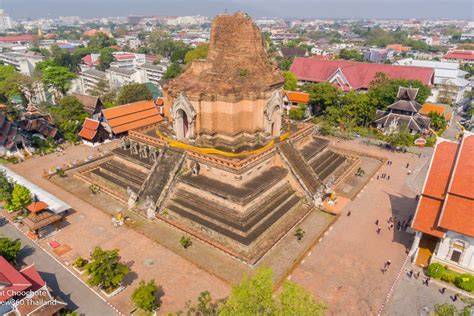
289, 138, 430, 315
8, 143, 230, 314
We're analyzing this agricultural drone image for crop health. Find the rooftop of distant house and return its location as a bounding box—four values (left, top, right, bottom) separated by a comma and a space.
290, 58, 434, 91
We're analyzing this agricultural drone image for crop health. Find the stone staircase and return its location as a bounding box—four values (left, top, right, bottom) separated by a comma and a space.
138, 148, 186, 209
278, 141, 321, 196
310, 150, 347, 181
300, 137, 330, 161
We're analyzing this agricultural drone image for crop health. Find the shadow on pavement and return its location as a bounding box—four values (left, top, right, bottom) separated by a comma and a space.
387, 192, 418, 248
17, 245, 36, 266
40, 271, 79, 311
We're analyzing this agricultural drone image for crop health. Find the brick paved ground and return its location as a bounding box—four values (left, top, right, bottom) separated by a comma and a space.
8, 142, 230, 314
289, 138, 431, 315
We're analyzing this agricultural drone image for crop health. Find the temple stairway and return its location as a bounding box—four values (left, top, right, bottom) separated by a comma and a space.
138, 148, 186, 207
278, 141, 321, 195
300, 137, 330, 161
310, 150, 347, 181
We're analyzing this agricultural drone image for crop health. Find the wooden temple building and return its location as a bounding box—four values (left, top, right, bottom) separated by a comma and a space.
72, 12, 360, 264
22, 199, 62, 238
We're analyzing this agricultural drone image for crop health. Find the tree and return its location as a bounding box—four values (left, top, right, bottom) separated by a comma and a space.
385, 125, 414, 148
87, 32, 116, 50
339, 49, 363, 61
278, 57, 294, 71
162, 63, 182, 79
220, 267, 275, 315
428, 112, 447, 131
50, 44, 74, 70
148, 32, 187, 58
368, 72, 431, 110
0, 171, 13, 202
327, 91, 376, 128
0, 237, 21, 264
41, 65, 77, 96
131, 280, 160, 312
307, 82, 340, 113
49, 96, 88, 142
283, 71, 297, 91
85, 247, 129, 291
0, 73, 38, 104
97, 48, 116, 71
5, 184, 32, 212
433, 302, 473, 316
117, 83, 153, 105
278, 281, 326, 315
184, 44, 209, 64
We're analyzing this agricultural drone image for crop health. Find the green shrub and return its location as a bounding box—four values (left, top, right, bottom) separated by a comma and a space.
426, 263, 445, 279
440, 270, 457, 283
74, 256, 88, 269
455, 274, 474, 292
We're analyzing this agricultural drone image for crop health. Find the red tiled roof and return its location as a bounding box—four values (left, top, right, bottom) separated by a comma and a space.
0, 256, 33, 303
411, 196, 445, 238
78, 118, 100, 140
102, 100, 162, 134
444, 50, 474, 61
439, 195, 474, 236
284, 91, 310, 104
26, 201, 49, 213
114, 53, 135, 61
289, 58, 434, 90
449, 135, 474, 199
412, 134, 474, 238
0, 35, 34, 42
20, 264, 46, 291
422, 141, 458, 200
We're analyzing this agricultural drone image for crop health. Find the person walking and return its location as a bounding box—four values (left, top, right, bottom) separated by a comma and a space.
347, 211, 351, 216
406, 163, 410, 168
386, 260, 391, 267
440, 287, 446, 294
377, 227, 381, 234
375, 219, 379, 225
387, 175, 391, 180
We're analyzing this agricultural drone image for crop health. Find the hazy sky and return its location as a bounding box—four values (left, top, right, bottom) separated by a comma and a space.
2, 0, 473, 20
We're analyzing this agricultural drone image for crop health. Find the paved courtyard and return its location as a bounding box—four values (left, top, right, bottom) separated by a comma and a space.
7, 142, 230, 314
289, 138, 430, 315
384, 264, 471, 316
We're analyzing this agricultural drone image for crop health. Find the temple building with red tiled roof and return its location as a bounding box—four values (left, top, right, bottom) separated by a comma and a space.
0, 256, 66, 315
409, 133, 474, 273
78, 118, 109, 145
289, 58, 434, 91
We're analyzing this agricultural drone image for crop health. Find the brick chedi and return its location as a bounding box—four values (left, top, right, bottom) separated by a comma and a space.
74, 12, 359, 265
163, 12, 284, 151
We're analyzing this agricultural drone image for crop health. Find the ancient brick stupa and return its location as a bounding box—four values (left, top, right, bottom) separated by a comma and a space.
162, 11, 284, 151
75, 12, 358, 265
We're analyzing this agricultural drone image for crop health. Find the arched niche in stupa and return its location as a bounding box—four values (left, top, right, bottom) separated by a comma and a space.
264, 90, 283, 138
171, 94, 196, 141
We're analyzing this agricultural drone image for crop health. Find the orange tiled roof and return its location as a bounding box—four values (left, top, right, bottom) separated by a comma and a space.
412, 134, 474, 238
412, 196, 445, 238
439, 195, 474, 236
284, 91, 310, 104
422, 141, 458, 200
420, 103, 452, 121
102, 100, 162, 134
387, 44, 411, 52
78, 118, 100, 141
26, 201, 48, 213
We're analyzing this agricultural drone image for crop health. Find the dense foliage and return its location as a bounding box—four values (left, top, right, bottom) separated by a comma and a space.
131, 280, 160, 312
0, 236, 21, 264
184, 44, 209, 64
5, 184, 32, 212
116, 83, 153, 105
85, 247, 129, 291
283, 71, 297, 91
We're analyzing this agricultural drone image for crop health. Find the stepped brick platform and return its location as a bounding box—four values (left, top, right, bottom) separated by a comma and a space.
112, 147, 154, 169
180, 167, 288, 205
300, 137, 330, 161
310, 150, 347, 181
